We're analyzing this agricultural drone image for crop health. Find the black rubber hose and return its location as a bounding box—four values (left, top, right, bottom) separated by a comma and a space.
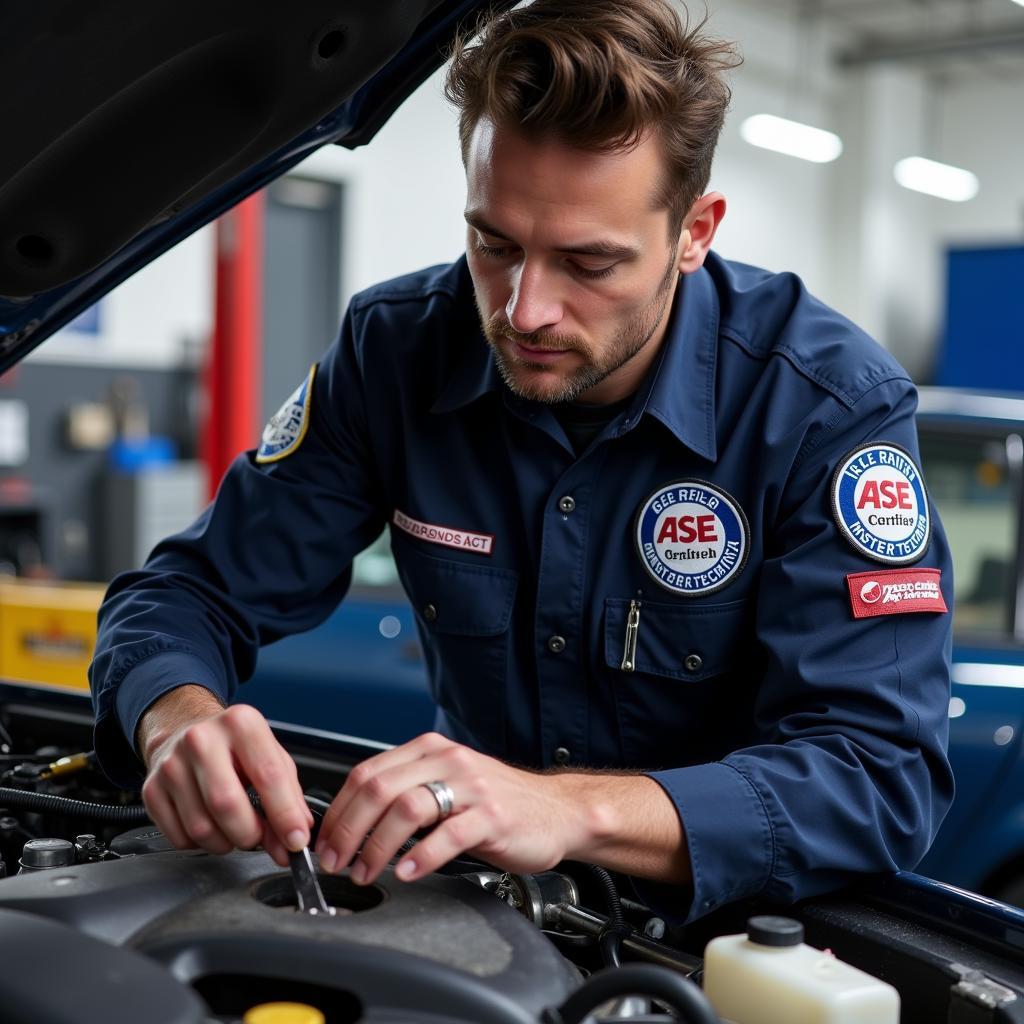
0, 788, 329, 830
547, 963, 720, 1024
0, 787, 150, 823
585, 863, 625, 927
597, 924, 629, 967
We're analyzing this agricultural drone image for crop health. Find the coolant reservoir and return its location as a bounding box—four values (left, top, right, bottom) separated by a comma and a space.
703, 915, 899, 1024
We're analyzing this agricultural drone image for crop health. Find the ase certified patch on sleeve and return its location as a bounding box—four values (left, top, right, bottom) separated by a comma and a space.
831, 441, 931, 564
847, 568, 947, 618
256, 364, 316, 463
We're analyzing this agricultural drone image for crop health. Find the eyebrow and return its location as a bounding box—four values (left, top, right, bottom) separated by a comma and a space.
464, 212, 640, 261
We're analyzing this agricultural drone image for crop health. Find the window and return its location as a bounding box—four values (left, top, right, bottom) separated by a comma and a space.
918, 429, 1019, 636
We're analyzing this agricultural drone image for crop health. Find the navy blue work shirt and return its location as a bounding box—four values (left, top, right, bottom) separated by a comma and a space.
89, 252, 954, 923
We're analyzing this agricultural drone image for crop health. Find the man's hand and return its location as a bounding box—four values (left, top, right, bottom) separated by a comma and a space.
138, 685, 313, 866
314, 732, 691, 886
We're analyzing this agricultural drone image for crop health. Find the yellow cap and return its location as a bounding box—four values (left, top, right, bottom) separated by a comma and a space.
242, 1003, 326, 1024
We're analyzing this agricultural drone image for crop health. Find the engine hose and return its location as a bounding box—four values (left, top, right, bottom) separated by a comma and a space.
0, 789, 329, 830
585, 863, 625, 927
542, 929, 595, 949
598, 924, 629, 968
0, 787, 151, 823
546, 963, 720, 1024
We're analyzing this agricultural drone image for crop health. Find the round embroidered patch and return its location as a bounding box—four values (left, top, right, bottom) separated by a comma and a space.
256, 364, 317, 464
634, 480, 749, 597
831, 441, 931, 564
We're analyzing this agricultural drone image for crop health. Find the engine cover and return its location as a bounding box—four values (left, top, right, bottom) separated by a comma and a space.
0, 846, 580, 1023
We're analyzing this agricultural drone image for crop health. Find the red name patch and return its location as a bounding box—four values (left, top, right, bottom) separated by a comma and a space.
847, 568, 947, 619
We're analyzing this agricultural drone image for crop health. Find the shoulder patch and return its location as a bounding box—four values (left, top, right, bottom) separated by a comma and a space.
634, 480, 749, 597
831, 441, 930, 564
256, 364, 316, 464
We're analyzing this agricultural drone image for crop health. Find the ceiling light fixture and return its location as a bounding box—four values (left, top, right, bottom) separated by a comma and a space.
739, 114, 843, 164
893, 156, 979, 202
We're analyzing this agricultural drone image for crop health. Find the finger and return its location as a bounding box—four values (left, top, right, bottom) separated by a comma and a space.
224, 705, 309, 852
350, 785, 443, 885
318, 733, 451, 845
141, 777, 195, 851
260, 819, 290, 868
393, 809, 491, 883
317, 750, 466, 874
187, 721, 263, 850
157, 756, 235, 854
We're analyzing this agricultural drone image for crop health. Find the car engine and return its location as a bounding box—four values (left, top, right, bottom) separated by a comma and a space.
5, 690, 1024, 1024
0, 693, 716, 1024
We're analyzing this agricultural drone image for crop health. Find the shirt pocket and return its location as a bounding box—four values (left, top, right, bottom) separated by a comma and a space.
603, 597, 756, 768
395, 539, 518, 753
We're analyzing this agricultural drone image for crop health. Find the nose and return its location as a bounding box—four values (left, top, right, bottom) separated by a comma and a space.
506, 261, 563, 335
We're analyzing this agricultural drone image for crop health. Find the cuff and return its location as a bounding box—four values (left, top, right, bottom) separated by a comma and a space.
115, 651, 228, 757
641, 760, 775, 923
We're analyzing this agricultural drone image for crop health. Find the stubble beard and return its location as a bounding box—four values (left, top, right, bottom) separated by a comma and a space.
478, 255, 679, 405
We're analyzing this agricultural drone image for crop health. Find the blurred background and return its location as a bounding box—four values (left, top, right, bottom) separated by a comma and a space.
0, 0, 1023, 898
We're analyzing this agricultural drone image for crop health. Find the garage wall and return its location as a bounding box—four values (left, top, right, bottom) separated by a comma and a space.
26, 230, 212, 371
19, 1, 1023, 385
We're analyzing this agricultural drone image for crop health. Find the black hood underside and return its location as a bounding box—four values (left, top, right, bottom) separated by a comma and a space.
0, 0, 507, 371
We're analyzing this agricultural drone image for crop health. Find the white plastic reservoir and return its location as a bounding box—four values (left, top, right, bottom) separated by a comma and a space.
703, 915, 900, 1024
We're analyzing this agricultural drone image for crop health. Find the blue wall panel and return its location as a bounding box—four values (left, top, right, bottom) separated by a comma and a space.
935, 246, 1024, 390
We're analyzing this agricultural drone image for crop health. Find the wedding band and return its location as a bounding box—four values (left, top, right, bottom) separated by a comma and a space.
421, 779, 455, 822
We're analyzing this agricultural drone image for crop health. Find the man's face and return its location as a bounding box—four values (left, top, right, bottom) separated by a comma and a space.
464, 118, 684, 405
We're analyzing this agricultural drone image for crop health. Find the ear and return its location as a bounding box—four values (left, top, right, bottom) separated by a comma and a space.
676, 192, 727, 274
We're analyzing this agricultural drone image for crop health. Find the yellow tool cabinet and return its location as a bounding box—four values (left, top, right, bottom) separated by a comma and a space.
0, 579, 104, 692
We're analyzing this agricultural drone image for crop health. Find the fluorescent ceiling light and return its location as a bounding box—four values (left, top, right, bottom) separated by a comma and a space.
893, 156, 979, 202
739, 114, 843, 163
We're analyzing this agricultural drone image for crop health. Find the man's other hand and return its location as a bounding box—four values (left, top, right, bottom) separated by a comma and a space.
138, 686, 314, 866
314, 733, 604, 885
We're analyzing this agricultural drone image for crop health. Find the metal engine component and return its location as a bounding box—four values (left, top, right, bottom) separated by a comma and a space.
493, 869, 581, 928
18, 837, 75, 873
485, 869, 702, 978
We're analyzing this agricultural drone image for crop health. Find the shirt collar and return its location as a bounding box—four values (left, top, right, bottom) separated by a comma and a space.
430, 263, 503, 416
432, 260, 720, 463
640, 264, 719, 462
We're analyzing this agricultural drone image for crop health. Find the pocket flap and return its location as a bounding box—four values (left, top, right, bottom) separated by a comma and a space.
603, 597, 748, 681
396, 543, 518, 637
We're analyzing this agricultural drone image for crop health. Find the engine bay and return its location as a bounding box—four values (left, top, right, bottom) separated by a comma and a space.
3, 687, 1024, 1024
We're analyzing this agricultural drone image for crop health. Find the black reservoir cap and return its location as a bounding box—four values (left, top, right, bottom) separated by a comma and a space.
747, 915, 804, 947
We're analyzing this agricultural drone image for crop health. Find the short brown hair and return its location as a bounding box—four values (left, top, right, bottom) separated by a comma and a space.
445, 0, 741, 234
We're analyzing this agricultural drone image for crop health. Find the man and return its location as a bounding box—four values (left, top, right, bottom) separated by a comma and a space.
89, 0, 954, 922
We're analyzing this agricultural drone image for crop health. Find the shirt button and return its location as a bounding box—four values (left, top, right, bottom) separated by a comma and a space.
558, 496, 576, 513
423, 604, 438, 622
684, 653, 703, 672
553, 746, 571, 765
547, 635, 566, 654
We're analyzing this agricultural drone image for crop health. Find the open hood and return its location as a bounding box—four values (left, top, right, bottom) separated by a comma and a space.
0, 0, 508, 373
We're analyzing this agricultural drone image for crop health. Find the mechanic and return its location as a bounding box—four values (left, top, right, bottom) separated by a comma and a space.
88, 0, 955, 923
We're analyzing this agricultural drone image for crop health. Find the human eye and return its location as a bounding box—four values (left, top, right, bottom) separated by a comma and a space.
569, 260, 618, 281
473, 238, 515, 259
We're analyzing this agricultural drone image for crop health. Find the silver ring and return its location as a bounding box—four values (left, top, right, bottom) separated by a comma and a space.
421, 780, 455, 822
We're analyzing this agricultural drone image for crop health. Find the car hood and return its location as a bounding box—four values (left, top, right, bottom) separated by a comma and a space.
0, 0, 506, 373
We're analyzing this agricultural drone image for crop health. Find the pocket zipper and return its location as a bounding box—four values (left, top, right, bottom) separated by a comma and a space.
620, 599, 641, 672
